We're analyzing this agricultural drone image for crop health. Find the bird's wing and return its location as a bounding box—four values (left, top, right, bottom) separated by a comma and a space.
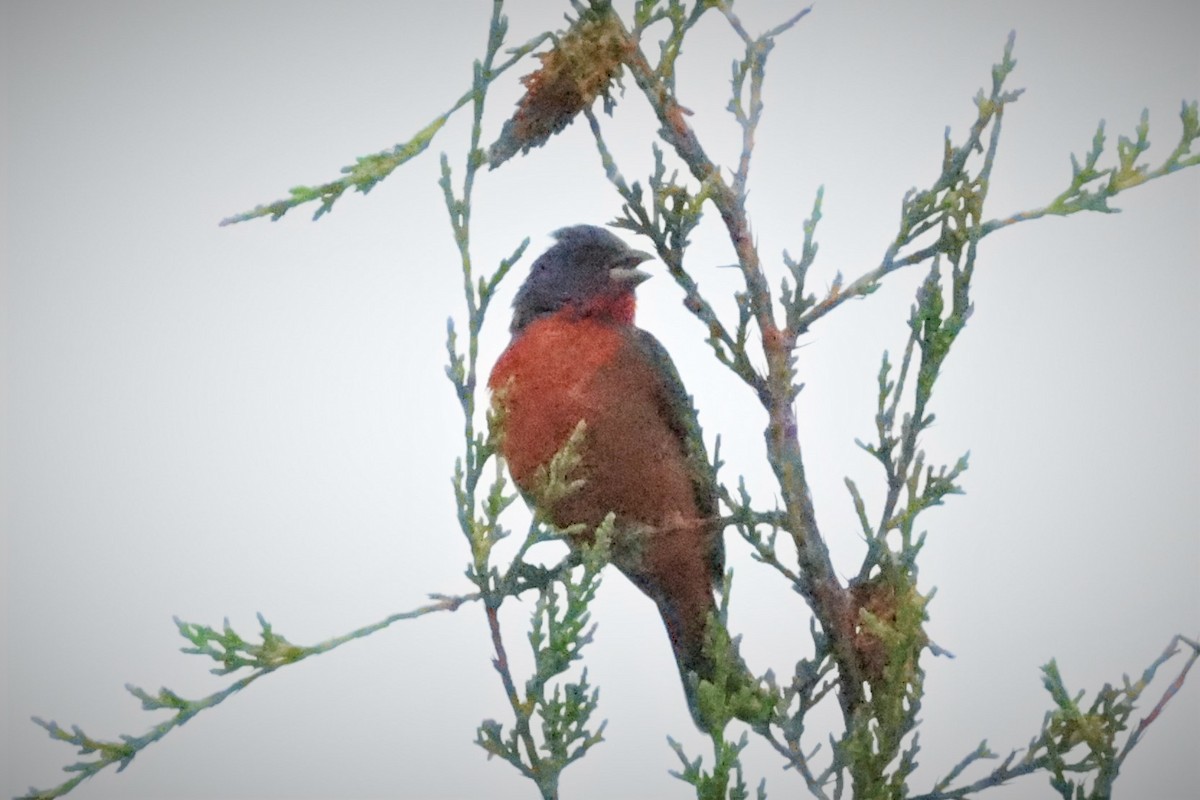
630, 328, 724, 586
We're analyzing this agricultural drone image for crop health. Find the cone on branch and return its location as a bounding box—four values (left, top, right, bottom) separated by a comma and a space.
489, 5, 633, 168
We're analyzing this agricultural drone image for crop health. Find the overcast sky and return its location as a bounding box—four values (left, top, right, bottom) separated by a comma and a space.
4, 2, 1198, 799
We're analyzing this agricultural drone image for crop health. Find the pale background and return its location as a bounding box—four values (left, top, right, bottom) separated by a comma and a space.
3, 1, 1198, 798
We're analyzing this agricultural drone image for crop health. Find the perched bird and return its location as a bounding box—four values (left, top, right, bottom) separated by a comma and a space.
488, 225, 731, 728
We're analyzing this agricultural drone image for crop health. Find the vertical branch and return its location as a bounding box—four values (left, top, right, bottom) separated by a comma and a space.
620, 4, 865, 712
442, 0, 545, 784
447, 9, 608, 796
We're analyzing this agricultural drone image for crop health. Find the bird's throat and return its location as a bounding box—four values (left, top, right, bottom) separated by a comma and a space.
579, 289, 637, 325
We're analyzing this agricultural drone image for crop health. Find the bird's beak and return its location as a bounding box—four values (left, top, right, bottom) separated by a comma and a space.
611, 250, 655, 287
610, 265, 652, 287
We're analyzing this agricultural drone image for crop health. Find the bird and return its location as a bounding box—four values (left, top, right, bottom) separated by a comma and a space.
488, 224, 739, 729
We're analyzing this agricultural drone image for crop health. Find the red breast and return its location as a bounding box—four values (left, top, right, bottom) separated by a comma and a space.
488, 310, 699, 536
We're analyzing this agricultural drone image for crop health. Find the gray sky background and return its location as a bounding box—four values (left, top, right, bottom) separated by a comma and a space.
3, 1, 1198, 798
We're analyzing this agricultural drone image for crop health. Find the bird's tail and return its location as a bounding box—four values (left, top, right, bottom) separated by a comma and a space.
655, 594, 772, 732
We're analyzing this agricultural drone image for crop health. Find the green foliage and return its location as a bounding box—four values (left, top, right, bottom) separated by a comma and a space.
839, 567, 930, 800
19, 603, 476, 800
218, 116, 449, 226
983, 99, 1200, 233
780, 186, 824, 335
219, 16, 552, 226
1035, 643, 1193, 800
693, 621, 776, 731
684, 573, 779, 734
669, 731, 766, 800
476, 521, 610, 799
175, 613, 304, 673
633, 0, 714, 90
527, 421, 589, 515
907, 636, 1200, 800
